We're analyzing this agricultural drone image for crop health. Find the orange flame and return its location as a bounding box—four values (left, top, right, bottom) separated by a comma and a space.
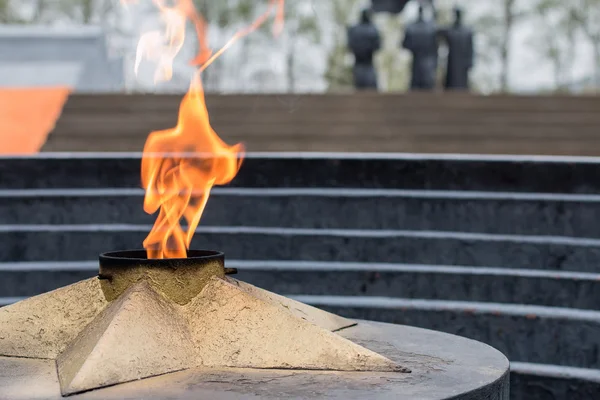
129, 0, 285, 259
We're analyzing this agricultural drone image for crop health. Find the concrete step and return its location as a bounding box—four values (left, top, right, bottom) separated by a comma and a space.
3, 188, 600, 238
510, 362, 600, 400
3, 154, 600, 193
1, 226, 600, 271
292, 296, 600, 370
1, 260, 600, 310
0, 297, 21, 306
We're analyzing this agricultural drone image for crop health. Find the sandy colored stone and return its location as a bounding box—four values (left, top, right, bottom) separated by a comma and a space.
0, 278, 107, 359
57, 281, 195, 396
225, 277, 355, 332
184, 277, 406, 372
0, 275, 408, 396
99, 258, 225, 305
0, 356, 61, 400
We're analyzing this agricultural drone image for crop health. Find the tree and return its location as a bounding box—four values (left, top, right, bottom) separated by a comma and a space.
568, 0, 600, 91
28, 0, 116, 24
374, 12, 409, 92
280, 2, 321, 92
529, 0, 578, 91
499, 0, 516, 91
324, 0, 361, 91
220, 0, 323, 93
0, 0, 20, 23
0, 0, 51, 23
431, 1, 455, 90
193, 0, 259, 91
466, 0, 531, 92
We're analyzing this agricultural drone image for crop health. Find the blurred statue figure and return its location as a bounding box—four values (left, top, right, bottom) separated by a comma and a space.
402, 5, 438, 90
348, 8, 381, 90
439, 7, 474, 90
371, 0, 411, 14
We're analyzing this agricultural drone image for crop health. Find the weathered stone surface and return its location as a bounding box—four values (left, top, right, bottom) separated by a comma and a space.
0, 356, 60, 400
99, 256, 225, 305
0, 278, 107, 359
185, 277, 398, 372
1, 276, 404, 396
57, 281, 195, 396
0, 320, 510, 400
225, 277, 355, 332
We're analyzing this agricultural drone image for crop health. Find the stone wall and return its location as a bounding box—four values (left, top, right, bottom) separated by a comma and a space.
0, 26, 123, 92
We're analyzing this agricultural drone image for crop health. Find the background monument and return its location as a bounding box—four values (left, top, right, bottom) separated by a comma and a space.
402, 5, 439, 90
348, 8, 382, 90
439, 7, 474, 90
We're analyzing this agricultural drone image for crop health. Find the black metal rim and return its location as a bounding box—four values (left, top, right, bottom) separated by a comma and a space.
99, 249, 224, 268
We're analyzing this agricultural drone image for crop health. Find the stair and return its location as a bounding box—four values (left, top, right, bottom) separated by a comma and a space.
41, 93, 600, 155
3, 188, 600, 237
1, 152, 599, 399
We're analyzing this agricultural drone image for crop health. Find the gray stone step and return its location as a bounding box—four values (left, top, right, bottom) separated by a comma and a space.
1, 260, 600, 310
0, 297, 21, 306
510, 362, 600, 400
292, 296, 600, 369
1, 226, 600, 271
3, 188, 600, 237
3, 153, 600, 193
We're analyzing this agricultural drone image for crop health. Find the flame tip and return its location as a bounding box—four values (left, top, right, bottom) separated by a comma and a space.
131, 0, 284, 258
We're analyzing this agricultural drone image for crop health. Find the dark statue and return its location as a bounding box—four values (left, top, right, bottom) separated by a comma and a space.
348, 9, 381, 90
371, 0, 411, 14
402, 5, 438, 90
371, 0, 436, 15
439, 7, 474, 90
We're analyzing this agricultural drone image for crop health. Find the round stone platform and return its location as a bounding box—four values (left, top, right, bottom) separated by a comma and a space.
0, 320, 508, 400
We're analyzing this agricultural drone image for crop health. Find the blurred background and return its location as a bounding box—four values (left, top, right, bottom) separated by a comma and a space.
0, 0, 598, 94
2, 0, 599, 155
2, 3, 600, 399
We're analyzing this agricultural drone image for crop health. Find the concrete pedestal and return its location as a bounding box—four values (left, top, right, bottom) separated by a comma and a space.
0, 320, 509, 400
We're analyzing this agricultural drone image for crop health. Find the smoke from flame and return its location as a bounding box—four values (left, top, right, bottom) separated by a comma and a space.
125, 0, 285, 258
